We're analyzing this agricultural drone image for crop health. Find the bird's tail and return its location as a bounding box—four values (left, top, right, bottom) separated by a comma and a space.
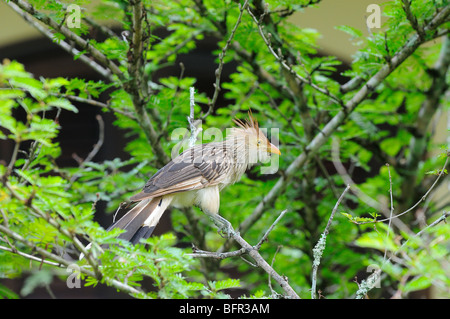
107, 195, 173, 244
80, 196, 173, 260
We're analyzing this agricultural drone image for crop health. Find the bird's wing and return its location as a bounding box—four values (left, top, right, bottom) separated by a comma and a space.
130, 143, 231, 201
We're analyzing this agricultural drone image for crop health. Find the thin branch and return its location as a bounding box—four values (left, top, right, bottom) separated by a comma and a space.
255, 209, 287, 250
159, 30, 203, 64
340, 75, 364, 94
331, 138, 411, 233
125, 0, 169, 166
3, 180, 102, 280
188, 87, 202, 147
384, 164, 394, 261
311, 185, 350, 299
0, 224, 143, 296
190, 245, 247, 259
4, 141, 20, 182
268, 245, 283, 298
375, 155, 449, 224
0, 244, 62, 267
401, 0, 425, 39
355, 210, 450, 299
203, 0, 250, 119
246, 6, 343, 106
61, 94, 137, 120
67, 115, 105, 187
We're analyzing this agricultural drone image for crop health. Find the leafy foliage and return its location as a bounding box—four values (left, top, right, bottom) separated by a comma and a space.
0, 0, 449, 299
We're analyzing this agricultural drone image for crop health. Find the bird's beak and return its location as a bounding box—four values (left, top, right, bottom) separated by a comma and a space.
268, 143, 281, 155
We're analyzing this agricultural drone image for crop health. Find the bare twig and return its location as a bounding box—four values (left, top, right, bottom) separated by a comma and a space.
190, 245, 247, 259
61, 94, 137, 120
268, 245, 283, 298
384, 164, 395, 261
68, 115, 105, 186
0, 244, 62, 267
331, 138, 411, 234
246, 6, 343, 106
255, 209, 287, 250
401, 0, 425, 39
376, 155, 449, 224
188, 87, 202, 147
203, 0, 250, 119
4, 141, 20, 182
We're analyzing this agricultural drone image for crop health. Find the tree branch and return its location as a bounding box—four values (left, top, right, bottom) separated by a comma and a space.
8, 0, 124, 80
125, 0, 169, 166
6, 1, 114, 81
191, 210, 299, 299
0, 224, 143, 296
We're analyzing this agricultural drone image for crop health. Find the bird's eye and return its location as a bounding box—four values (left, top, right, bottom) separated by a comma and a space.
257, 140, 261, 145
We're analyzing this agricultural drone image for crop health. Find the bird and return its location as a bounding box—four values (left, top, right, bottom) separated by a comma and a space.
107, 112, 281, 244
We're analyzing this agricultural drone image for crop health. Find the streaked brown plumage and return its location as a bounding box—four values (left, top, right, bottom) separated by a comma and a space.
108, 112, 280, 243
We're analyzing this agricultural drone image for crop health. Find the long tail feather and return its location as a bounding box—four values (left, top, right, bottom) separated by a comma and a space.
107, 195, 174, 243
80, 196, 171, 259
129, 195, 174, 244
108, 196, 161, 242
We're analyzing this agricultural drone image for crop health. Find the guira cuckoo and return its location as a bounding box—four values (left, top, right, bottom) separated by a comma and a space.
108, 113, 281, 243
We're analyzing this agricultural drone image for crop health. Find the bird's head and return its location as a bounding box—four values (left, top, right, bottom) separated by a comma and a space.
229, 111, 281, 164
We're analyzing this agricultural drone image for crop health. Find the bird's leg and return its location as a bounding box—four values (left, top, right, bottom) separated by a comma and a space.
208, 213, 237, 238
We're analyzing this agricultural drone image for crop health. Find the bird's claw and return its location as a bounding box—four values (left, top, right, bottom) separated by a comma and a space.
210, 215, 236, 239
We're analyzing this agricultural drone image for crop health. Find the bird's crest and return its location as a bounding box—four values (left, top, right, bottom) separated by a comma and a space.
233, 110, 260, 138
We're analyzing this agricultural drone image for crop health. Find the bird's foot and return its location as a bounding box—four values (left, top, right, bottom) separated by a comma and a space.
210, 214, 237, 239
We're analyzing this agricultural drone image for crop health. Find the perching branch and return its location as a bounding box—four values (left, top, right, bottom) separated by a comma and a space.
192, 210, 299, 299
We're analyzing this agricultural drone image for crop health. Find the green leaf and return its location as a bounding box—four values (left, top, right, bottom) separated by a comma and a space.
9, 77, 47, 100
0, 88, 26, 100
20, 269, 54, 297
335, 25, 363, 39
45, 97, 78, 113
402, 276, 432, 294
0, 284, 19, 299
355, 230, 398, 252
